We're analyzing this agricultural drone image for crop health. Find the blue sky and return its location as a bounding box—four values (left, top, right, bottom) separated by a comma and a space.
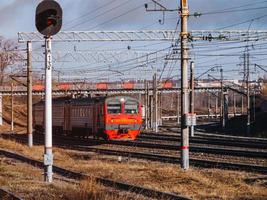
0, 0, 266, 38
0, 0, 267, 81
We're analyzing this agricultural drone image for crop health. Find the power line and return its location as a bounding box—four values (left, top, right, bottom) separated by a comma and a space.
197, 6, 267, 16
66, 0, 132, 30
63, 0, 118, 29
89, 4, 144, 30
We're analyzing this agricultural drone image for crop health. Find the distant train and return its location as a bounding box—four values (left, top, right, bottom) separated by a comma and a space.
33, 95, 143, 140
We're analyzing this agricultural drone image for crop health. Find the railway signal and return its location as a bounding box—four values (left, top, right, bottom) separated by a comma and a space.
35, 0, 62, 36
35, 0, 63, 183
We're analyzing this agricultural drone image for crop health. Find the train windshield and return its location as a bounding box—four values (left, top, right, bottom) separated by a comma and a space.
125, 100, 139, 114
107, 100, 122, 114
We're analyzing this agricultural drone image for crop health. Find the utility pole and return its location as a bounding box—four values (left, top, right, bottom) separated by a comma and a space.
149, 93, 153, 129
253, 88, 256, 122
159, 92, 162, 126
44, 36, 53, 183
224, 91, 229, 125
220, 69, 225, 128
153, 73, 158, 133
145, 80, 149, 130
177, 92, 180, 125
233, 92, 236, 116
215, 92, 218, 118
0, 94, 2, 126
241, 95, 244, 114
180, 0, 190, 170
246, 51, 250, 135
208, 93, 211, 119
27, 41, 33, 147
11, 79, 14, 131
189, 61, 195, 137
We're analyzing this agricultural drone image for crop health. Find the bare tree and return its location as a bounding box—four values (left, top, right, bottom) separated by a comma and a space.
0, 37, 20, 85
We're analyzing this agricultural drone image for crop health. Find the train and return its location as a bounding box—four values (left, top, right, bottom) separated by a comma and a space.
33, 95, 143, 140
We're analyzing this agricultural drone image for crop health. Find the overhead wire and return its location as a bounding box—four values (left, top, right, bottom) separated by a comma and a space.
65, 0, 133, 30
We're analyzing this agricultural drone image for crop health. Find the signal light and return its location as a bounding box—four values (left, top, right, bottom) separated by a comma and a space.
35, 0, 63, 36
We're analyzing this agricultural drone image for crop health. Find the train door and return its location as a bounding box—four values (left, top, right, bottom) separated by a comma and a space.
63, 101, 71, 134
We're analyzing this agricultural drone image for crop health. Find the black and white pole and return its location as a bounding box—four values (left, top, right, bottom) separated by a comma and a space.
44, 36, 53, 183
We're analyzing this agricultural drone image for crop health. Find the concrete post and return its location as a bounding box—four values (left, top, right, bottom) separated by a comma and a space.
0, 94, 2, 126
153, 73, 158, 133
144, 80, 148, 130
27, 41, 33, 147
44, 37, 53, 183
180, 0, 190, 170
11, 80, 14, 131
189, 61, 195, 137
215, 93, 218, 118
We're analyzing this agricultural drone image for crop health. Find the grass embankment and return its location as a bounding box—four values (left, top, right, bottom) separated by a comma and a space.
0, 156, 134, 200
0, 137, 266, 200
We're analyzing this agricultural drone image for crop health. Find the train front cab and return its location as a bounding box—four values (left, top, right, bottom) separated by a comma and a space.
105, 96, 142, 140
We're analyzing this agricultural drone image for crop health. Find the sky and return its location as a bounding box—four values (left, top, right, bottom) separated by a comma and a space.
0, 0, 266, 82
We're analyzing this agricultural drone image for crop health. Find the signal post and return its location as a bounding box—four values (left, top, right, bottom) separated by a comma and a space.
35, 0, 62, 183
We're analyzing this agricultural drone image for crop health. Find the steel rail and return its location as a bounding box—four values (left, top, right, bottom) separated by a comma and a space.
50, 135, 267, 159
2, 134, 266, 175
138, 134, 267, 150
0, 149, 190, 200
47, 144, 267, 174
160, 128, 267, 144
0, 188, 23, 200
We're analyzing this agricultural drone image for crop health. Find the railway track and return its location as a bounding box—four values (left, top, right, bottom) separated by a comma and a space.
138, 134, 267, 150
0, 148, 189, 200
160, 125, 267, 144
141, 130, 267, 149
2, 134, 267, 174
58, 135, 267, 159
0, 188, 23, 200
5, 133, 267, 159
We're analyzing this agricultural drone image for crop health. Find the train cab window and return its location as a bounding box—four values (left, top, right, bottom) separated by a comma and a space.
107, 100, 121, 114
125, 100, 139, 114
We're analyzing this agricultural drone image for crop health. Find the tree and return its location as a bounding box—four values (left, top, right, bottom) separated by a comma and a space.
0, 37, 20, 85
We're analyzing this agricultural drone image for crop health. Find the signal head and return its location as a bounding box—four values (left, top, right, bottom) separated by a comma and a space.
35, 0, 63, 36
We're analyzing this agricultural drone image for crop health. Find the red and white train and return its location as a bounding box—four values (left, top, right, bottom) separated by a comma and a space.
33, 95, 143, 140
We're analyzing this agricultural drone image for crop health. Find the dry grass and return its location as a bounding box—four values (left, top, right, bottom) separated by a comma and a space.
0, 138, 266, 200
0, 156, 136, 200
